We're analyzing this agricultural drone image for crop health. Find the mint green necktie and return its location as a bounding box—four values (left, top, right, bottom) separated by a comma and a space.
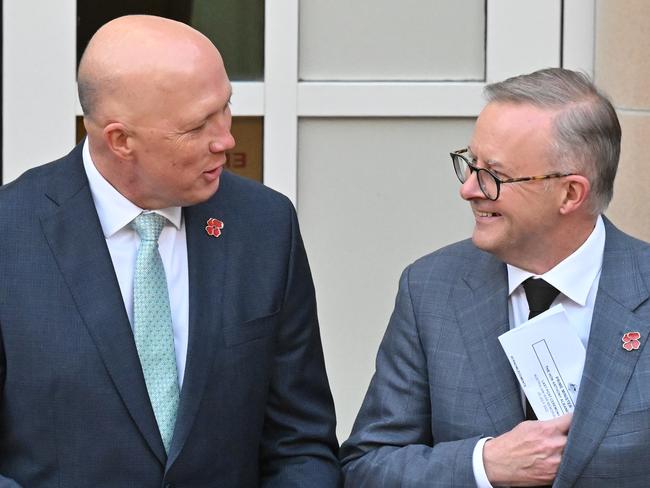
132, 212, 180, 454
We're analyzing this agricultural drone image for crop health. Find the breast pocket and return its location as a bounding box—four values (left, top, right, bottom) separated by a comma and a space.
222, 311, 279, 347
581, 407, 650, 479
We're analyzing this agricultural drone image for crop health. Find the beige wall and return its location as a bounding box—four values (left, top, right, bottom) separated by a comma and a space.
596, 0, 650, 242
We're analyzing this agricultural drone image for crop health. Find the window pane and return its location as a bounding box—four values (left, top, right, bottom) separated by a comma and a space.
225, 116, 263, 182
297, 118, 475, 439
77, 0, 264, 80
299, 0, 485, 81
190, 0, 264, 80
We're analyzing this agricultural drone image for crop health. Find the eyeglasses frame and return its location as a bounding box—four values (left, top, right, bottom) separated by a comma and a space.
450, 148, 575, 201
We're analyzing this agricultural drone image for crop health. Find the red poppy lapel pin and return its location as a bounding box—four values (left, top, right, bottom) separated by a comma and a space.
622, 331, 641, 351
205, 217, 224, 238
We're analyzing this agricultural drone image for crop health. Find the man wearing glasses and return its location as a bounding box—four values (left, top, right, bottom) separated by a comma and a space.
341, 68, 650, 486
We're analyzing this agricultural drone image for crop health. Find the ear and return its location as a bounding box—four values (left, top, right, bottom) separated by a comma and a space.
559, 175, 590, 215
103, 122, 134, 160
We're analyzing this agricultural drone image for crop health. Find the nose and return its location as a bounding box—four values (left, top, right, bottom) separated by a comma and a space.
459, 169, 484, 201
208, 117, 236, 154
209, 131, 236, 154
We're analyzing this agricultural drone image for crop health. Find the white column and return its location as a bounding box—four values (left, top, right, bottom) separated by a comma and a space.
3, 0, 77, 182
263, 0, 299, 204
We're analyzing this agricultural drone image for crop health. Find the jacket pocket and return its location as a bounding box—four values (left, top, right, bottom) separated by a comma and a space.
222, 311, 279, 347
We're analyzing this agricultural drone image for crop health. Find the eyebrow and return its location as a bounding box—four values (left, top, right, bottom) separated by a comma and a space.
486, 159, 507, 172
467, 146, 508, 172
181, 89, 233, 131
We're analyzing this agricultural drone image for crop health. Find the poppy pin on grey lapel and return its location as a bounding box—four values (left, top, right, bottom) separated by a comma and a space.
622, 331, 641, 351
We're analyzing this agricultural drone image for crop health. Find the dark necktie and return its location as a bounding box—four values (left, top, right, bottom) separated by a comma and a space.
522, 277, 560, 421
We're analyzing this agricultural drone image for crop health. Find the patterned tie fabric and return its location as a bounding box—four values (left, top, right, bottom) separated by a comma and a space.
132, 212, 180, 454
522, 277, 560, 423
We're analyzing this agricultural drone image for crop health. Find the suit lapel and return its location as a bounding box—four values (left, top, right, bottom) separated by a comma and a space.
557, 221, 650, 487
166, 194, 229, 468
40, 147, 166, 465
454, 253, 524, 434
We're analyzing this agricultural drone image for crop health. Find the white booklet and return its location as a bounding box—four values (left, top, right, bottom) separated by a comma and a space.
498, 304, 585, 420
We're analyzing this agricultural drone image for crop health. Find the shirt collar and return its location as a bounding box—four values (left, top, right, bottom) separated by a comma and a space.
82, 138, 182, 237
507, 215, 605, 306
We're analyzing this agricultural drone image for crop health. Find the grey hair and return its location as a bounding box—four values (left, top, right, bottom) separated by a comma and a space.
77, 74, 97, 119
484, 68, 621, 215
77, 47, 99, 119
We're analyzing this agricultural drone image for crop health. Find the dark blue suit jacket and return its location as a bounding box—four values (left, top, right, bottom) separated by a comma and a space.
0, 144, 341, 487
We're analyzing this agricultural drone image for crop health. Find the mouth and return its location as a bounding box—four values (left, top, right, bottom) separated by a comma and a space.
473, 209, 502, 220
203, 162, 225, 181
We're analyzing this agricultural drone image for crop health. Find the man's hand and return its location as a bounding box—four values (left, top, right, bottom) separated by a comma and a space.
483, 413, 572, 486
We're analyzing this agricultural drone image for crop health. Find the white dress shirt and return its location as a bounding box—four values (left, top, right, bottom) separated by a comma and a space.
472, 216, 606, 487
82, 139, 190, 388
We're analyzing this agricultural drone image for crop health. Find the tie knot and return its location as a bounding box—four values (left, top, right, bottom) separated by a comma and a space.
132, 212, 166, 242
523, 278, 560, 318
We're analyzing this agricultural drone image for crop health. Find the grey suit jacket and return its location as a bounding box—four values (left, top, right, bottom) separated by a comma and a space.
0, 144, 341, 487
341, 218, 650, 487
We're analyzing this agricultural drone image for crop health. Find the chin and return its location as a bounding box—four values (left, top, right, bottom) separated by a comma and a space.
207, 177, 221, 197
194, 178, 220, 204
185, 179, 221, 206
472, 231, 506, 257
471, 229, 491, 251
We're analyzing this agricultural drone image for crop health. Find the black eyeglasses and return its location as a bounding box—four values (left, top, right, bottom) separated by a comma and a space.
450, 148, 575, 201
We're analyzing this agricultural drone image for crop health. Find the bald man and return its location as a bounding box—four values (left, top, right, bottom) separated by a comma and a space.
0, 15, 340, 487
